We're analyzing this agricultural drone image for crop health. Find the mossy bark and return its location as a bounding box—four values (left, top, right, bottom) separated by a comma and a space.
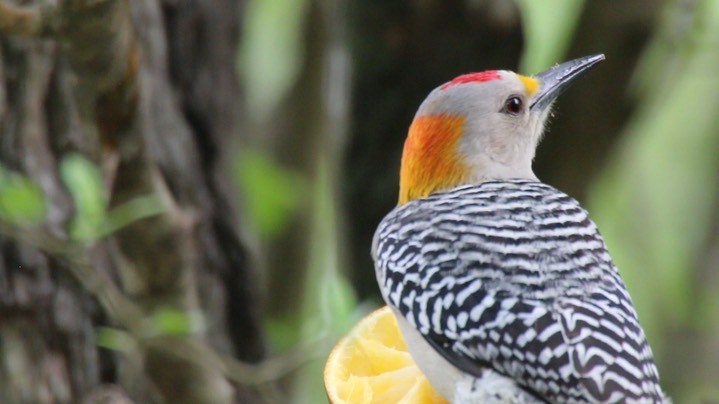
0, 1, 264, 403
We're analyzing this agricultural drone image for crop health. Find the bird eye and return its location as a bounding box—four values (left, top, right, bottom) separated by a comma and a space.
503, 96, 523, 115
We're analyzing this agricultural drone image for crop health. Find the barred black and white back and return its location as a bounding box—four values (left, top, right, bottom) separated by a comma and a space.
373, 180, 667, 403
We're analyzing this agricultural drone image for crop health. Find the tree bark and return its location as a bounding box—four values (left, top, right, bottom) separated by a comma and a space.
0, 1, 265, 403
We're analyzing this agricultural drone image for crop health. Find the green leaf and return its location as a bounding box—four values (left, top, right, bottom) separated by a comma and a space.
234, 149, 306, 239
0, 166, 46, 224
100, 194, 165, 236
60, 153, 106, 241
144, 307, 204, 337
264, 313, 302, 352
95, 327, 135, 352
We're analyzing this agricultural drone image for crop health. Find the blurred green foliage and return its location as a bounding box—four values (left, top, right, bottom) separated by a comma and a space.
233, 150, 307, 239
0, 165, 46, 224
516, 0, 584, 73
291, 158, 359, 402
238, 1, 360, 401
61, 153, 107, 240
144, 307, 205, 337
0, 154, 183, 373
240, 0, 309, 121
2, 153, 163, 237
589, 0, 719, 400
96, 327, 135, 353
234, 151, 358, 402
102, 194, 165, 236
235, 148, 362, 399
96, 307, 204, 353
60, 153, 163, 242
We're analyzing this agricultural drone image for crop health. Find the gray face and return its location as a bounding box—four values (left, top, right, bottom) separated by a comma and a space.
415, 71, 549, 182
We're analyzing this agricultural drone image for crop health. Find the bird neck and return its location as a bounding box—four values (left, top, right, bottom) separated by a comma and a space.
398, 114, 470, 205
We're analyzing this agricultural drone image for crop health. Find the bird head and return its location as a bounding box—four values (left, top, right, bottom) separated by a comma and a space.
398, 54, 605, 205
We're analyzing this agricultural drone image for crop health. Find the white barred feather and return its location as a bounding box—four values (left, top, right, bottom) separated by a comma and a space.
373, 180, 667, 403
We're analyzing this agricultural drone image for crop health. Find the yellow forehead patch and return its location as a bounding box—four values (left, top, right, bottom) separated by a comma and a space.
518, 75, 539, 96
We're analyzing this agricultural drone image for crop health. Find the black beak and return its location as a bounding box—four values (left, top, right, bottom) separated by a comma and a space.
529, 54, 605, 112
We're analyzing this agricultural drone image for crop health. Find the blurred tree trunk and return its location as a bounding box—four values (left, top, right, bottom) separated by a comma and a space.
258, 0, 338, 319
343, 0, 524, 300
247, 0, 351, 334
0, 1, 265, 403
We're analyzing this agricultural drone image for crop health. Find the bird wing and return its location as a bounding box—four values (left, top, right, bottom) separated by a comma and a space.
373, 180, 662, 402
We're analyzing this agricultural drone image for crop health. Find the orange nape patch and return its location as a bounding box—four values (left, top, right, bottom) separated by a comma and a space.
398, 114, 469, 205
518, 74, 539, 96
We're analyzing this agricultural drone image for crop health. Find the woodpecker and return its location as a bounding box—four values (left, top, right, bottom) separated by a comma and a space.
372, 55, 668, 403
